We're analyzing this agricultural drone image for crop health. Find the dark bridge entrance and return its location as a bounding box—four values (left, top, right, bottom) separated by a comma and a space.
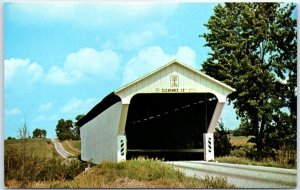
125, 93, 218, 161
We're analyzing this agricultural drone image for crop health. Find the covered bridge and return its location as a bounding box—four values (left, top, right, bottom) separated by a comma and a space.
77, 60, 235, 164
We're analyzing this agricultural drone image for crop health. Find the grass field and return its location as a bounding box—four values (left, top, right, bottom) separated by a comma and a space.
229, 135, 253, 146
5, 138, 59, 158
217, 135, 296, 169
9, 158, 235, 188
61, 140, 81, 157
5, 139, 235, 188
69, 140, 81, 150
215, 156, 296, 169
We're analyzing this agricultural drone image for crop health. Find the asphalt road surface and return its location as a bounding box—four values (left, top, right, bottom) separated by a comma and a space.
166, 161, 297, 188
52, 139, 74, 158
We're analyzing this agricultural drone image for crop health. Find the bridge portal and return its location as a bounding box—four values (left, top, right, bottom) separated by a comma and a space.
78, 60, 235, 164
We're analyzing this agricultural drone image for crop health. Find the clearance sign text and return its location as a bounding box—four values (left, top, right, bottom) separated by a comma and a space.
161, 88, 185, 92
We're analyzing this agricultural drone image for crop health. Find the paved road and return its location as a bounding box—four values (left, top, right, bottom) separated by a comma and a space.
166, 161, 297, 188
52, 139, 74, 158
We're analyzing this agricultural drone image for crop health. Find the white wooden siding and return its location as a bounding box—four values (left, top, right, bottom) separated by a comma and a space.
115, 62, 233, 104
80, 102, 122, 164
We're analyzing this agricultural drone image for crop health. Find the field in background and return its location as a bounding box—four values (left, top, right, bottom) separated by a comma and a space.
216, 135, 296, 169
229, 135, 253, 146
5, 138, 87, 188
61, 140, 81, 157
69, 140, 81, 150
5, 138, 59, 158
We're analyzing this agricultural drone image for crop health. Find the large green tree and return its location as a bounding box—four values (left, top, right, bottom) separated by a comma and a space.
55, 119, 74, 141
201, 3, 296, 159
55, 114, 84, 141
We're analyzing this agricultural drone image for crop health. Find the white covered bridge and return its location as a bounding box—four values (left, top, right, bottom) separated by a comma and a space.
77, 60, 235, 164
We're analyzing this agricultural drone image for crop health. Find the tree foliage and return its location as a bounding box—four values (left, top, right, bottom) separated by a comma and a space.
214, 120, 232, 157
201, 3, 296, 159
74, 114, 85, 140
55, 114, 84, 141
32, 128, 47, 138
55, 119, 74, 141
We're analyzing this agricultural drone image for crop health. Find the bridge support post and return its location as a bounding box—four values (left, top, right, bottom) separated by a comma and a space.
203, 133, 214, 161
117, 135, 127, 162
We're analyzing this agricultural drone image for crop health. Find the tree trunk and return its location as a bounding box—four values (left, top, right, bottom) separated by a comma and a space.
257, 114, 266, 160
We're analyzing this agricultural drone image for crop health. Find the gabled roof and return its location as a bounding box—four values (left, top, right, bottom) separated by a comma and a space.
78, 59, 235, 127
115, 59, 235, 93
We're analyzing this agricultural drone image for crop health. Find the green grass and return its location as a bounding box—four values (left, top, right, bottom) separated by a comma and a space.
5, 138, 86, 187
224, 135, 296, 169
5, 138, 59, 159
215, 156, 296, 169
17, 158, 235, 188
69, 140, 81, 150
61, 140, 80, 157
5, 140, 235, 188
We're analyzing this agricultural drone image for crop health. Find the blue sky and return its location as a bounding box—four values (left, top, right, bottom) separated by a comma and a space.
4, 2, 240, 138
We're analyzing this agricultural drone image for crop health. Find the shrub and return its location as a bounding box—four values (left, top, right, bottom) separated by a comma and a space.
5, 157, 235, 188
275, 146, 296, 168
5, 148, 87, 186
60, 157, 235, 188
200, 176, 232, 188
46, 139, 51, 144
230, 149, 246, 157
118, 157, 185, 181
214, 120, 232, 157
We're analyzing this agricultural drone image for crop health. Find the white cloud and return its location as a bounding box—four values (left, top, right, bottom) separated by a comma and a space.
7, 3, 178, 29
5, 108, 22, 116
61, 97, 97, 114
119, 24, 167, 51
7, 3, 76, 24
176, 47, 197, 67
123, 46, 197, 84
120, 30, 154, 51
5, 58, 44, 85
38, 102, 53, 112
45, 66, 82, 85
27, 63, 44, 81
45, 48, 120, 85
6, 48, 120, 86
65, 48, 120, 78
5, 58, 26, 81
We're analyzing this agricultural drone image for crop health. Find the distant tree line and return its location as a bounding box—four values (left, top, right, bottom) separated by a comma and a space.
7, 125, 48, 140
6, 115, 84, 141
